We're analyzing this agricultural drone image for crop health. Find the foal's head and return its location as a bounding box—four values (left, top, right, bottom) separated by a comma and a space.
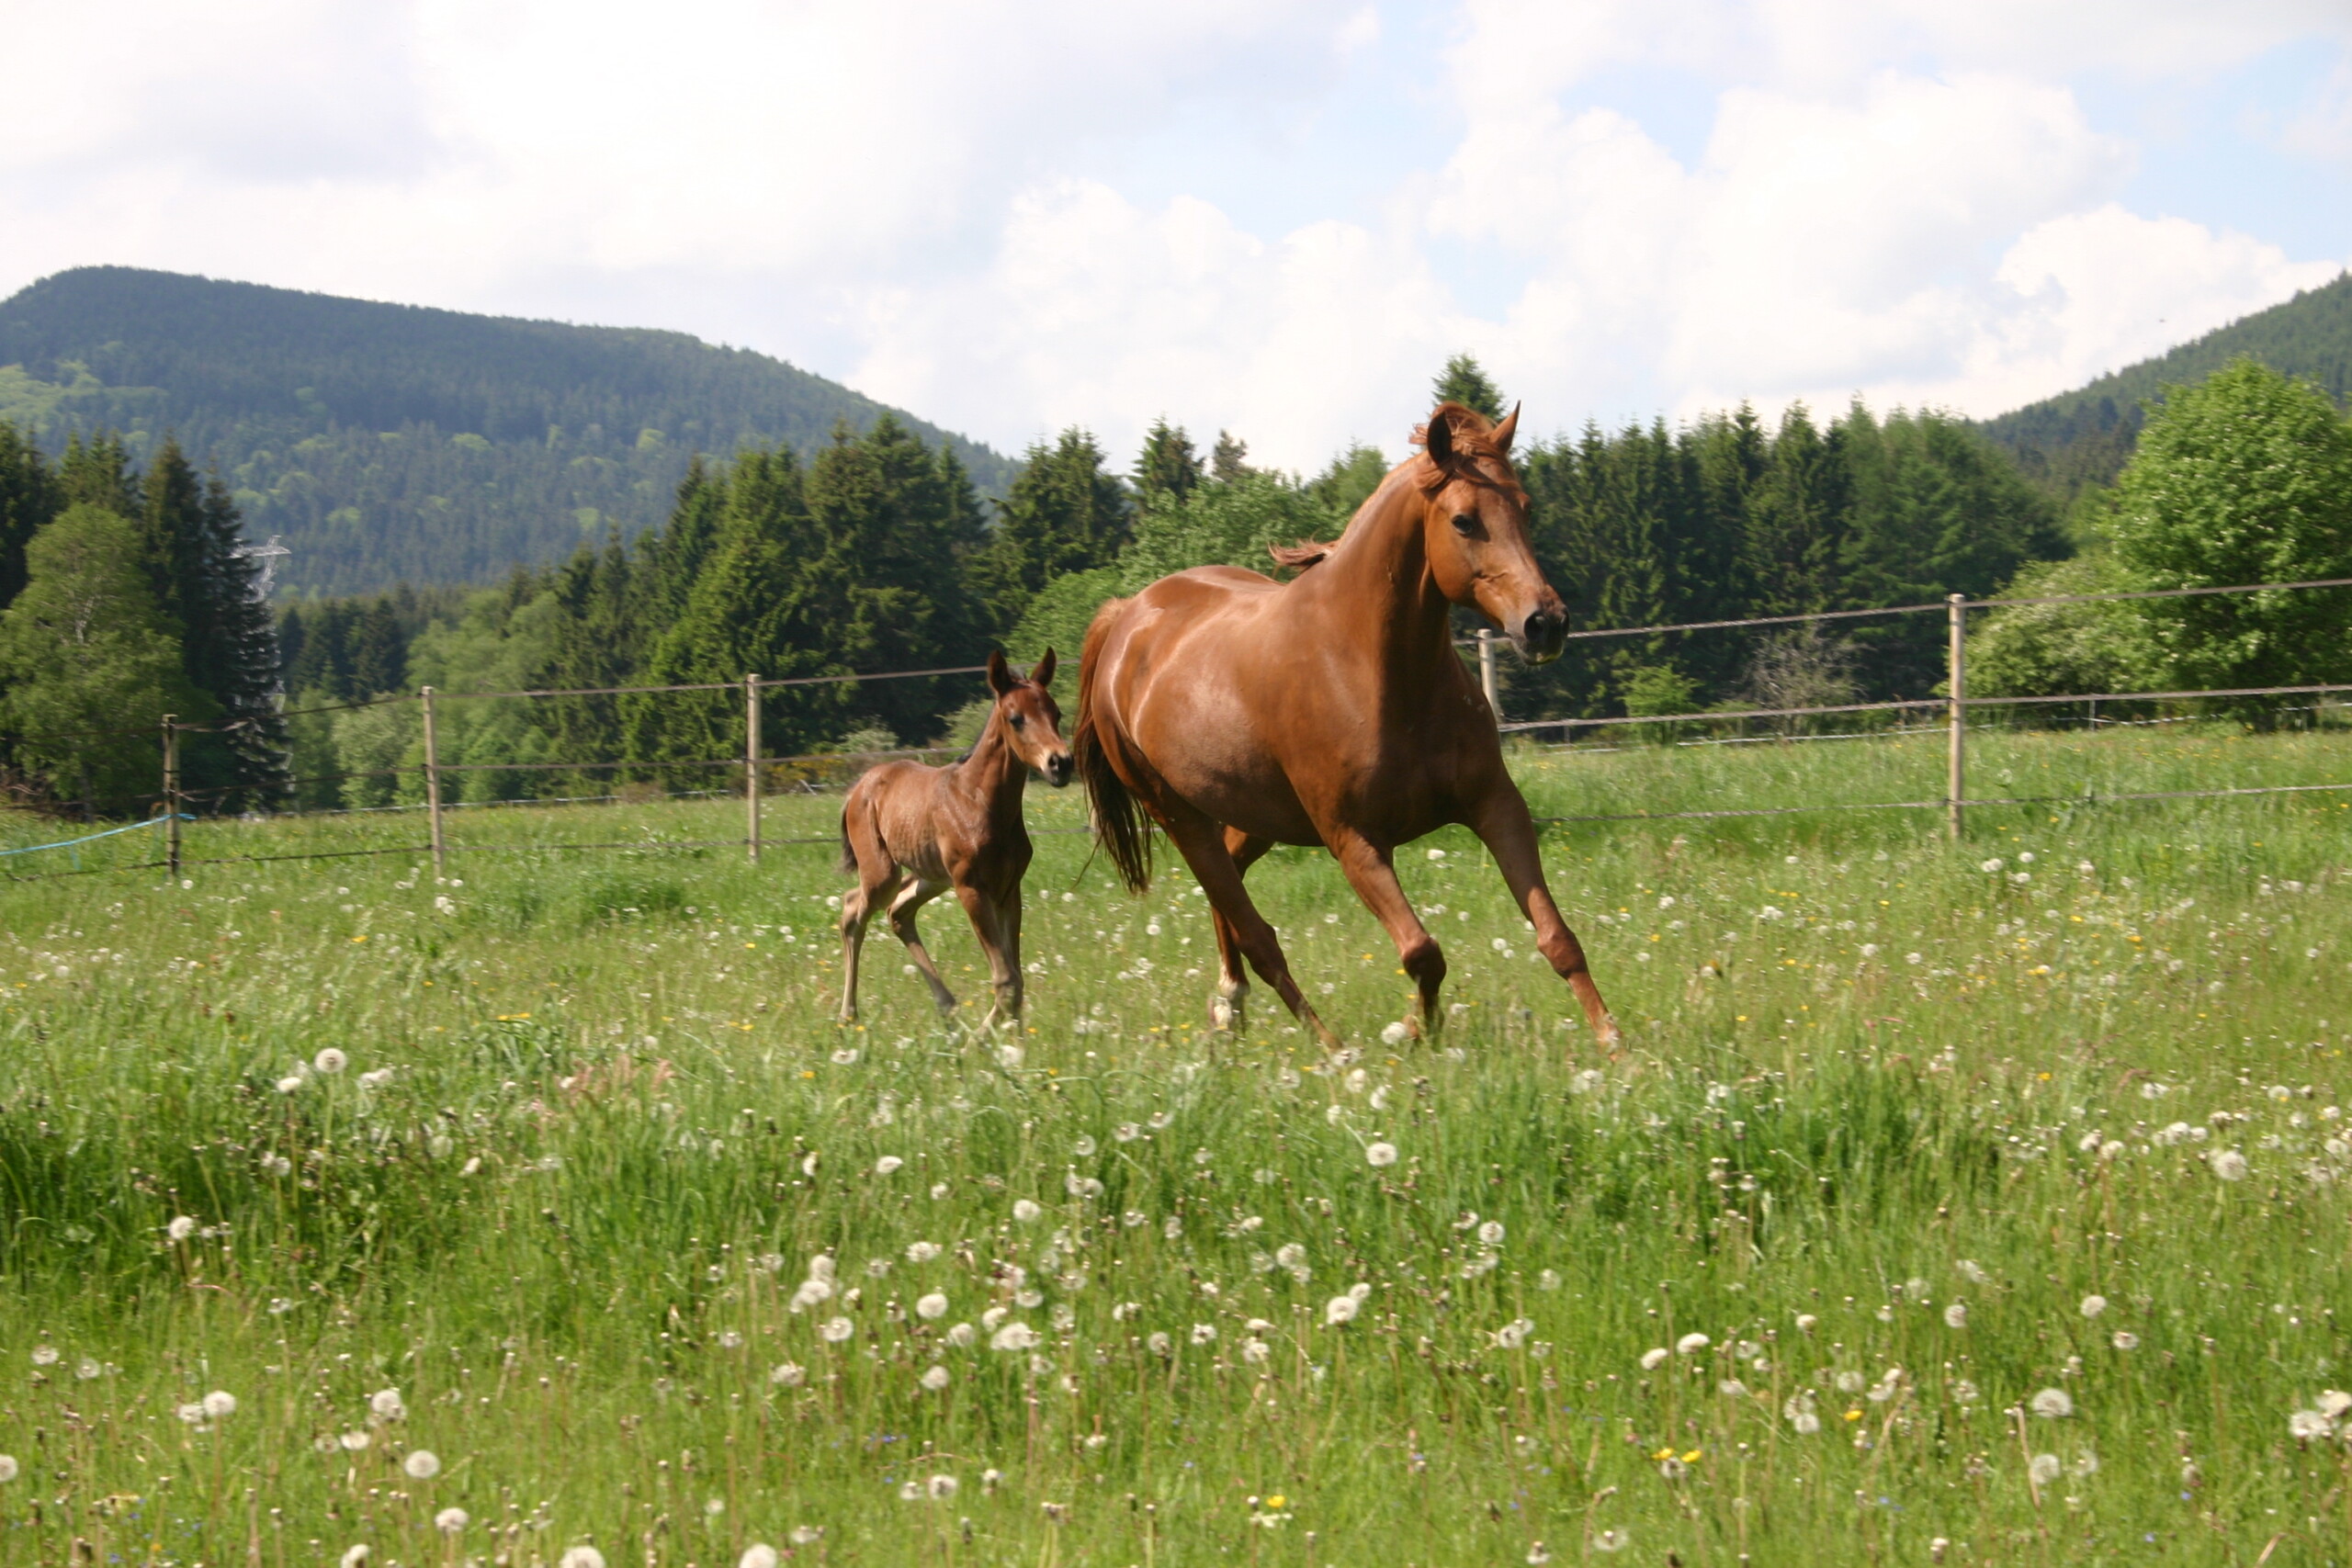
1416, 401, 1569, 661
985, 649, 1072, 787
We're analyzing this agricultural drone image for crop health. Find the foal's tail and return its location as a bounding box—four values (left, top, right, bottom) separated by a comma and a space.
1073, 602, 1153, 895
835, 803, 856, 878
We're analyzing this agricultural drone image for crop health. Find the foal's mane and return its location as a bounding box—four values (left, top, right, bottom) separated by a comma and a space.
1266, 401, 1517, 573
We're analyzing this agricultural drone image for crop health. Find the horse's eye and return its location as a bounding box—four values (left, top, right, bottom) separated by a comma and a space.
1450, 513, 1476, 536
1009, 712, 1025, 728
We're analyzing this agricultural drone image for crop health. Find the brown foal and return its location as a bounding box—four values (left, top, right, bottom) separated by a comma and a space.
1073, 401, 1619, 1051
836, 649, 1072, 1029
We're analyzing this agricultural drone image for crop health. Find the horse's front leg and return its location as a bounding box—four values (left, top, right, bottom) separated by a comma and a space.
954, 879, 1021, 1031
1207, 829, 1272, 1032
1465, 789, 1622, 1052
1327, 829, 1448, 1035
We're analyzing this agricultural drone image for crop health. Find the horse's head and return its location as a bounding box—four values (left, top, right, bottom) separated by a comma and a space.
1416, 401, 1568, 662
987, 648, 1072, 786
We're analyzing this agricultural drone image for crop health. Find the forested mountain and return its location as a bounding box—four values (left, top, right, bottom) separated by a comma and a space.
0, 266, 1012, 596
1980, 271, 2352, 506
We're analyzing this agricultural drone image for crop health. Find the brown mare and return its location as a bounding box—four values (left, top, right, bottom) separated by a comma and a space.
1072, 401, 1619, 1050
837, 649, 1072, 1028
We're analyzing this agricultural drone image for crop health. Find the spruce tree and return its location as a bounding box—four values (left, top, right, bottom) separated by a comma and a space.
977, 428, 1132, 628
350, 598, 409, 695
0, 421, 62, 613
1134, 419, 1204, 505
1432, 355, 1507, 422
56, 433, 137, 516
1210, 431, 1253, 483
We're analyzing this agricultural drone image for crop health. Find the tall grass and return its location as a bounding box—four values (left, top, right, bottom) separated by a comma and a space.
0, 725, 2347, 1565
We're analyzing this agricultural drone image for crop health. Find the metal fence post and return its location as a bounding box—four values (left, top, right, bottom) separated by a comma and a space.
1476, 629, 1500, 724
161, 714, 180, 877
745, 672, 763, 863
1946, 594, 1966, 840
421, 685, 447, 876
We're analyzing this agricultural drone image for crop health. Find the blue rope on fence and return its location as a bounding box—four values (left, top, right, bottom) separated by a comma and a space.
0, 813, 192, 859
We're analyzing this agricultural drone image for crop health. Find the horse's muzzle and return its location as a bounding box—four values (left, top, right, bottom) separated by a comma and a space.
1043, 752, 1074, 787
1515, 607, 1566, 663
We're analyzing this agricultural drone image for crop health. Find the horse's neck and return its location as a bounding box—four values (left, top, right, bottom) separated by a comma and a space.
954, 717, 1028, 821
1314, 474, 1453, 666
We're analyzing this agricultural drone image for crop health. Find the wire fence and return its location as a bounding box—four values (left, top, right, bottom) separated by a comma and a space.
6, 575, 2350, 879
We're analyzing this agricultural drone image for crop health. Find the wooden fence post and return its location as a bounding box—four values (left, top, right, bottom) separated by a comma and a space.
161, 714, 180, 877
421, 685, 447, 876
1476, 629, 1500, 725
1946, 594, 1966, 840
745, 673, 763, 863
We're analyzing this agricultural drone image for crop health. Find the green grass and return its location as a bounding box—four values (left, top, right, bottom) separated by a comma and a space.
1, 726, 2350, 1567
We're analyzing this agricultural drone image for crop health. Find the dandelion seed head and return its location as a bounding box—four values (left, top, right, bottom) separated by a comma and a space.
2211, 1149, 2250, 1181
201, 1390, 236, 1419
741, 1548, 780, 1568
167, 1214, 198, 1242
0, 1456, 17, 1483
2079, 1294, 2108, 1319
559, 1548, 606, 1568
1365, 1141, 1398, 1168
435, 1507, 469, 1533
1325, 1294, 1360, 1325
820, 1316, 854, 1343
1592, 1528, 1629, 1553
1012, 1198, 1044, 1224
770, 1362, 806, 1387
2030, 1388, 2074, 1419
1943, 1303, 1968, 1329
339, 1430, 371, 1450
314, 1047, 348, 1075
920, 1365, 951, 1391
1639, 1348, 1668, 1371
875, 1156, 903, 1176
1676, 1333, 1710, 1355
2029, 1452, 2062, 1485
916, 1292, 949, 1320
403, 1449, 440, 1479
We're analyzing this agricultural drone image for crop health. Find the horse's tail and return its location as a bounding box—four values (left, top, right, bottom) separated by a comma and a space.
1074, 601, 1153, 895
835, 783, 861, 878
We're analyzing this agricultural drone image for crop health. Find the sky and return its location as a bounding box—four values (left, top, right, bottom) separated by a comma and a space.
2, 0, 2348, 470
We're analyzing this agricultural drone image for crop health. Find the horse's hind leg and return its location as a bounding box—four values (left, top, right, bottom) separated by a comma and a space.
1328, 829, 1449, 1035
1467, 790, 1622, 1052
1160, 809, 1340, 1049
888, 876, 959, 1016
838, 862, 900, 1024
1207, 829, 1272, 1032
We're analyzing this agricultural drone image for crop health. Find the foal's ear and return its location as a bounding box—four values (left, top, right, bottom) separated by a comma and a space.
986, 648, 1014, 697
1493, 401, 1521, 454
1424, 408, 1454, 464
1031, 648, 1057, 689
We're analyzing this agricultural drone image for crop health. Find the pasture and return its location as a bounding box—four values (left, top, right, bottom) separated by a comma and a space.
1, 724, 2349, 1567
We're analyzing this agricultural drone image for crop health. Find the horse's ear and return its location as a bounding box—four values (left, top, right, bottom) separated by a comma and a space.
1493, 401, 1521, 454
1424, 408, 1454, 464
1031, 648, 1057, 689
986, 649, 1014, 697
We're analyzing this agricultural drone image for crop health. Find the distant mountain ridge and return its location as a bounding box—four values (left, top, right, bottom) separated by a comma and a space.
0, 266, 1012, 596
1979, 270, 2352, 505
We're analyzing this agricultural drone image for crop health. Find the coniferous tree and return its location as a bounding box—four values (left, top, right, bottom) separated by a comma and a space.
284, 601, 358, 700
1432, 355, 1507, 422
56, 433, 137, 516
1210, 431, 1253, 483
977, 428, 1131, 628
349, 598, 409, 696
0, 422, 62, 613
540, 534, 639, 769
1134, 419, 1204, 506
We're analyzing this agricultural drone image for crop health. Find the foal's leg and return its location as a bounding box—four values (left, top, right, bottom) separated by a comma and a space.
1160, 808, 1340, 1049
1326, 829, 1449, 1034
952, 880, 1021, 1031
887, 876, 959, 1015
1466, 790, 1623, 1051
1207, 829, 1272, 1032
838, 859, 902, 1024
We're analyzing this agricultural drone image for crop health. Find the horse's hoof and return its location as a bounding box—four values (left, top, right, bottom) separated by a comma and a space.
1209, 995, 1237, 1032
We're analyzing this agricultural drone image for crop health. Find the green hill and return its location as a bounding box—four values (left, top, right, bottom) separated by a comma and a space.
0, 266, 1013, 596
1980, 270, 2352, 504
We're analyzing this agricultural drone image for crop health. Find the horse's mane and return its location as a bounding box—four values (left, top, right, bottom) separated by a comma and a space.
1265, 402, 1512, 575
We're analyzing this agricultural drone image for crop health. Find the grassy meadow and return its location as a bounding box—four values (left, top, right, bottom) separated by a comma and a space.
1, 724, 2350, 1566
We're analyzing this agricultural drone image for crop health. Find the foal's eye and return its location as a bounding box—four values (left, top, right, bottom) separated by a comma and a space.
1450, 513, 1477, 536
1009, 713, 1026, 728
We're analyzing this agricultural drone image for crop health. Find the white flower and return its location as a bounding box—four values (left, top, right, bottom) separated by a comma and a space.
1241, 1337, 1272, 1363
876, 1156, 904, 1176
1943, 1303, 1968, 1329
1790, 1410, 1821, 1435
916, 1292, 949, 1320
1012, 1199, 1044, 1224
2111, 1331, 2140, 1350
920, 1365, 951, 1392
946, 1323, 977, 1348
1380, 1021, 1410, 1046
2320, 1390, 2352, 1419
1676, 1333, 1710, 1355
339, 1430, 371, 1450
167, 1214, 198, 1242
369, 1388, 405, 1421
341, 1550, 371, 1568
929, 1474, 959, 1500
314, 1047, 348, 1075
435, 1507, 469, 1533
990, 1323, 1040, 1352
1324, 1294, 1360, 1325
2079, 1294, 2107, 1319
771, 1362, 805, 1387
2029, 1452, 2062, 1486
1793, 1313, 1817, 1333
1592, 1528, 1629, 1552
277, 1076, 305, 1094
820, 1317, 854, 1344
2211, 1149, 2250, 1181
905, 1240, 942, 1263
741, 1548, 780, 1568
0, 1456, 16, 1483
2030, 1388, 2074, 1419
1191, 1323, 1217, 1345
202, 1390, 236, 1419
1980, 858, 2005, 874
2290, 1409, 2335, 1441
1492, 1318, 1532, 1350
1365, 1141, 1398, 1168
399, 1448, 439, 1479
1477, 1220, 1505, 1246
1639, 1348, 1669, 1371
